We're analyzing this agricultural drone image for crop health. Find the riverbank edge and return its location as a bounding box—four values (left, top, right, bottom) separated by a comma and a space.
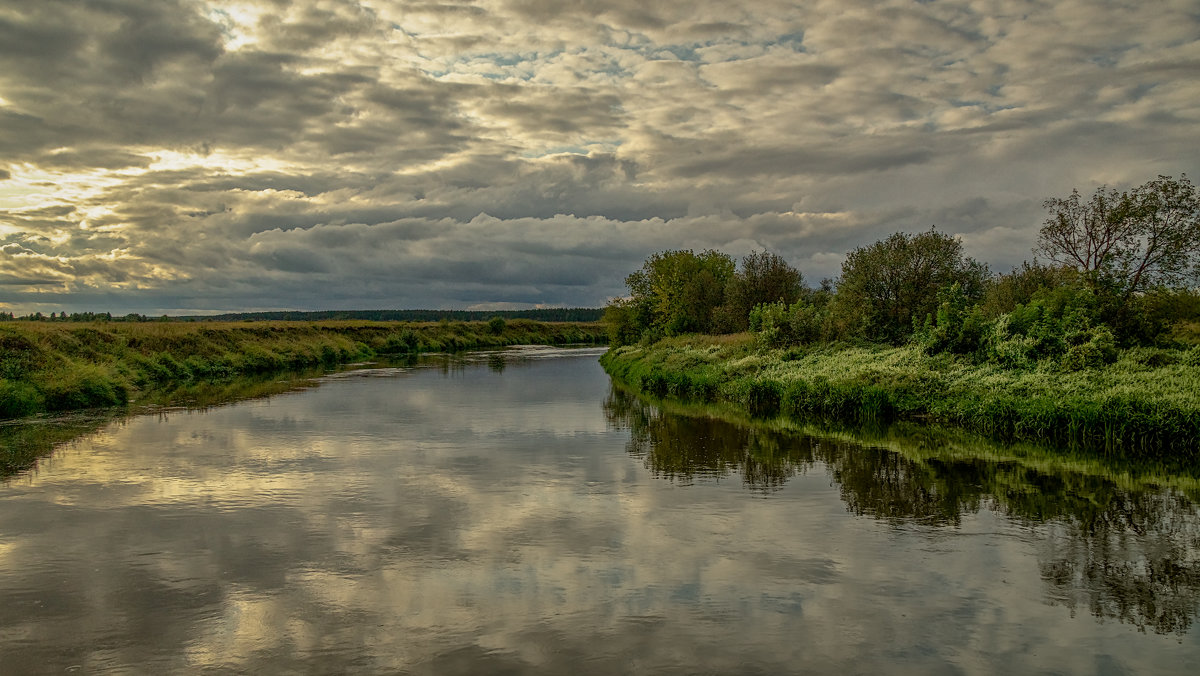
0, 320, 607, 420
599, 336, 1200, 458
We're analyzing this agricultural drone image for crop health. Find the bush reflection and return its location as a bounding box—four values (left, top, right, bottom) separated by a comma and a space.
603, 386, 1200, 635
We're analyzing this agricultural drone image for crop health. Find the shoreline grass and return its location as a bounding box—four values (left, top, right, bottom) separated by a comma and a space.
600, 334, 1200, 458
0, 319, 606, 420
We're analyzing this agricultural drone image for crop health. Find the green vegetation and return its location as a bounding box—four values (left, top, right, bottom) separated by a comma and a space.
603, 175, 1200, 455
603, 249, 735, 342
0, 319, 605, 420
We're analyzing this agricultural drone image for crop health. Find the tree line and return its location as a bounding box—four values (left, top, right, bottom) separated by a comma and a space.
0, 312, 147, 322
605, 174, 1200, 369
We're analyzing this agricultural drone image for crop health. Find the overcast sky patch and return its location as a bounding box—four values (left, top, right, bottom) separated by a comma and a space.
0, 0, 1197, 314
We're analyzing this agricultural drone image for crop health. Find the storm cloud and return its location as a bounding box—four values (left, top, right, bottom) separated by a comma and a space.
0, 0, 1197, 313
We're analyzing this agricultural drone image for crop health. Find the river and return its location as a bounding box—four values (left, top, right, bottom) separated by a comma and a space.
1, 346, 1197, 674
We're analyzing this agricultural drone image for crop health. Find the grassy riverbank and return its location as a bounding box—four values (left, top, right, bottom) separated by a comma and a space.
0, 319, 605, 419
600, 335, 1200, 456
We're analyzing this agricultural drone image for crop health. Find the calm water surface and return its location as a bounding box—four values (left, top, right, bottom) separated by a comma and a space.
1, 347, 1198, 674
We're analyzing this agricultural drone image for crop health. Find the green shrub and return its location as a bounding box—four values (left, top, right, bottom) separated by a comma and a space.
751, 302, 790, 348
319, 344, 339, 366
153, 352, 189, 380
914, 283, 990, 358
988, 319, 1038, 369
39, 365, 127, 411
1059, 326, 1118, 371
744, 378, 782, 416
0, 379, 43, 418
788, 302, 825, 345
392, 328, 420, 353
236, 346, 286, 373
750, 300, 822, 349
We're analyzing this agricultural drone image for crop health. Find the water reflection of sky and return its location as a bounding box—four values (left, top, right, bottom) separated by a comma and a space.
1, 349, 1197, 674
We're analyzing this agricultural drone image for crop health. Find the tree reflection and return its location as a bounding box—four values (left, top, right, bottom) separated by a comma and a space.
604, 386, 984, 520
605, 385, 812, 491
1039, 490, 1200, 635
603, 385, 1200, 635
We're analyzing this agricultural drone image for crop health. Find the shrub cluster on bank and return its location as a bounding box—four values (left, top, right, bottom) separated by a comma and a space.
0, 320, 606, 419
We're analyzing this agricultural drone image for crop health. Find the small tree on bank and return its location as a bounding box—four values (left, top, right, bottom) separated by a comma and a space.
835, 229, 989, 344
718, 251, 804, 332
605, 249, 735, 344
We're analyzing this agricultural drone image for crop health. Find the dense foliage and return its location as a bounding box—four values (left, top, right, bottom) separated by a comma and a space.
835, 229, 989, 344
718, 251, 805, 332
605, 249, 806, 345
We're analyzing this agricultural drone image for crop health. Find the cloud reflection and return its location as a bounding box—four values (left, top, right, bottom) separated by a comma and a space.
0, 352, 1197, 674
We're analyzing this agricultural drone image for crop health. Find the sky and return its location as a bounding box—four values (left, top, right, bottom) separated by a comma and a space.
0, 0, 1198, 315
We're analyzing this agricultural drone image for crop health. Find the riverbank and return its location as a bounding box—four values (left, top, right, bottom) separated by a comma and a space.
600, 335, 1200, 457
0, 320, 605, 419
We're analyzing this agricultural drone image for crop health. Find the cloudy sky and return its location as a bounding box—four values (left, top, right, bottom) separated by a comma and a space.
1, 0, 1197, 314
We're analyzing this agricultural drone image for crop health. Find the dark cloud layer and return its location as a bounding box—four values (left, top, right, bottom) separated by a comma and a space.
0, 0, 1197, 314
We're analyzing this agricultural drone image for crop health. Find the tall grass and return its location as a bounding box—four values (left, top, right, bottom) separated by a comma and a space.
0, 320, 606, 419
600, 335, 1200, 457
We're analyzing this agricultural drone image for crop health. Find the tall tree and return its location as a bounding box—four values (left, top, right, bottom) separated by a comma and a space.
835, 229, 988, 344
605, 249, 735, 343
720, 251, 804, 332
1036, 175, 1200, 304
647, 249, 735, 336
